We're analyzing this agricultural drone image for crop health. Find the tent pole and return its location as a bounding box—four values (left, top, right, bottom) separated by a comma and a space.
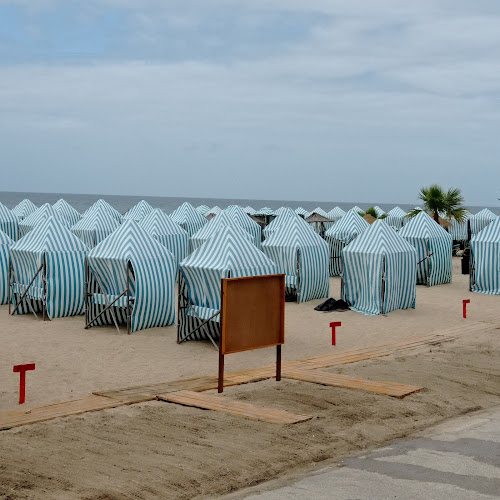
42, 254, 47, 321
84, 259, 88, 329
381, 256, 386, 315
126, 263, 131, 335
8, 258, 12, 315
177, 270, 181, 342
296, 249, 301, 304
10, 264, 43, 316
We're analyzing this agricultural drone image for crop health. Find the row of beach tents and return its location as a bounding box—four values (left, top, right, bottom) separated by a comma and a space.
0, 198, 498, 339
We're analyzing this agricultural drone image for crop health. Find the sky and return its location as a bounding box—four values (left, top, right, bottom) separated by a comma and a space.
1, 0, 499, 206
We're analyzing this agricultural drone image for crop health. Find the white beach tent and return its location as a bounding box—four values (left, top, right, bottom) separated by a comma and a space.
83, 199, 123, 221
196, 205, 210, 215
223, 205, 262, 247
326, 207, 346, 225
469, 208, 497, 236
263, 207, 297, 239
170, 202, 208, 248
12, 199, 37, 221
385, 206, 407, 229
71, 208, 121, 248
19, 203, 69, 239
53, 199, 81, 226
0, 202, 19, 241
122, 200, 154, 222
0, 229, 14, 304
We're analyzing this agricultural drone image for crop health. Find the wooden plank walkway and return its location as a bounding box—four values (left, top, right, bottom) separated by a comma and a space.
283, 368, 423, 399
157, 391, 313, 424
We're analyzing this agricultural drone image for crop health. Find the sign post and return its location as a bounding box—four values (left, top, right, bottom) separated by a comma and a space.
463, 299, 470, 318
13, 363, 35, 404
330, 322, 341, 346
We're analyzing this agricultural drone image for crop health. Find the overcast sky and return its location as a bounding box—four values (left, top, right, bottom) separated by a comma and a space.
1, 0, 499, 206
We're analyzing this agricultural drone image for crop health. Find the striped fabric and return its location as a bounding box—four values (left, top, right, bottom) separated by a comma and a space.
71, 208, 121, 248
206, 206, 222, 217
327, 207, 346, 224
122, 200, 154, 222
170, 202, 208, 249
53, 199, 81, 226
139, 208, 189, 268
470, 208, 497, 236
0, 229, 14, 304
10, 217, 88, 318
18, 203, 69, 238
255, 207, 276, 216
196, 205, 210, 215
223, 205, 261, 247
470, 217, 500, 295
343, 220, 417, 315
0, 202, 19, 241
244, 206, 256, 215
295, 207, 308, 217
12, 199, 37, 221
263, 207, 297, 239
325, 209, 369, 276
83, 199, 123, 221
87, 220, 177, 332
179, 225, 277, 342
373, 206, 386, 218
449, 211, 471, 242
262, 214, 329, 303
351, 206, 363, 215
385, 206, 407, 229
306, 207, 328, 218
399, 211, 452, 286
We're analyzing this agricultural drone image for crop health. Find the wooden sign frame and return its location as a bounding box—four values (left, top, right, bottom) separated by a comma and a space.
218, 274, 285, 393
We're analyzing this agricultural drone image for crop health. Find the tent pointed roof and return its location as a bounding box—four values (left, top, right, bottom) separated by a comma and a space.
327, 206, 346, 221
123, 200, 154, 222
373, 206, 385, 217
473, 208, 497, 220
399, 211, 451, 240
83, 199, 122, 221
140, 209, 188, 237
19, 203, 69, 236
195, 205, 210, 215
71, 207, 121, 233
12, 199, 37, 220
53, 199, 81, 226
171, 202, 207, 223
263, 213, 324, 249
325, 209, 369, 243
192, 211, 253, 246
0, 228, 14, 245
471, 217, 500, 242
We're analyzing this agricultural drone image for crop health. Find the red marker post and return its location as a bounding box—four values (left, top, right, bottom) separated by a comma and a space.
13, 363, 35, 405
330, 322, 341, 346
463, 299, 470, 319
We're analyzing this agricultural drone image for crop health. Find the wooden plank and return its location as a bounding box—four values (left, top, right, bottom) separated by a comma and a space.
157, 390, 313, 424
283, 368, 423, 398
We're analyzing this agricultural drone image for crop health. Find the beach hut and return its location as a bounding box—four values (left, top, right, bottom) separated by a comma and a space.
244, 206, 256, 215
196, 205, 210, 215
399, 211, 452, 286
12, 199, 37, 221
373, 206, 386, 218
449, 212, 471, 242
83, 199, 122, 222
178, 225, 277, 345
351, 206, 363, 215
122, 200, 154, 222
342, 220, 417, 315
10, 217, 88, 319
223, 205, 261, 247
53, 199, 81, 226
18, 203, 69, 238
263, 207, 297, 239
139, 209, 189, 267
0, 202, 19, 241
325, 209, 369, 276
71, 208, 121, 248
206, 206, 222, 219
326, 207, 346, 225
262, 214, 329, 303
85, 220, 177, 333
170, 202, 208, 247
295, 207, 308, 218
470, 217, 500, 295
0, 230, 14, 304
469, 208, 497, 236
385, 207, 407, 229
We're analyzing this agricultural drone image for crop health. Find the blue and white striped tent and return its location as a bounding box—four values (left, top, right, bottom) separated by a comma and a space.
295, 207, 308, 218
449, 211, 471, 242
206, 206, 222, 217
373, 206, 385, 218
196, 205, 210, 215
71, 208, 121, 248
224, 205, 261, 247
325, 209, 369, 276
139, 209, 189, 268
53, 199, 81, 226
262, 214, 329, 303
327, 207, 346, 224
0, 202, 19, 241
123, 200, 154, 222
306, 207, 328, 218
170, 202, 208, 248
179, 225, 277, 344
385, 206, 407, 229
244, 206, 256, 215
10, 217, 88, 319
470, 217, 500, 295
86, 220, 177, 333
12, 199, 37, 221
263, 207, 297, 239
18, 203, 69, 239
351, 206, 363, 215
83, 199, 122, 221
399, 211, 452, 286
0, 229, 14, 304
469, 208, 497, 236
343, 220, 417, 315
255, 207, 276, 216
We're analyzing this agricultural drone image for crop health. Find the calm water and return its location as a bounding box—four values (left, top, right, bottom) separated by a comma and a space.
1, 191, 498, 216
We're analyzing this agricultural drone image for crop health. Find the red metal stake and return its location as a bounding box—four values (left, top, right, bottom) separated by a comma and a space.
13, 363, 35, 405
330, 322, 341, 346
463, 299, 470, 319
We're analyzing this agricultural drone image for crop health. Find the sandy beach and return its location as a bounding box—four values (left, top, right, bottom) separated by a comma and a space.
0, 258, 499, 498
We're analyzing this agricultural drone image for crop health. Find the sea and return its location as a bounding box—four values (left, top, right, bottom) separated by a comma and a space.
1, 191, 499, 216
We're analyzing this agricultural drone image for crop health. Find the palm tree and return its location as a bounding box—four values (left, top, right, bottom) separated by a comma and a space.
358, 207, 387, 219
408, 184, 467, 223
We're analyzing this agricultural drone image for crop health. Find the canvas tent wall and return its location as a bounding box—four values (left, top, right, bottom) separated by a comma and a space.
53, 199, 81, 226
12, 199, 37, 221
263, 207, 297, 239
325, 209, 369, 276
86, 220, 177, 333
0, 202, 19, 241
196, 205, 210, 215
449, 211, 471, 242
373, 206, 385, 218
399, 211, 452, 286
10, 217, 88, 319
178, 225, 277, 345
385, 206, 407, 229
123, 200, 154, 222
139, 209, 189, 268
71, 208, 121, 248
19, 203, 69, 238
244, 206, 256, 215
470, 217, 500, 295
295, 207, 308, 218
83, 199, 122, 222
224, 205, 261, 247
469, 208, 497, 236
170, 202, 208, 249
343, 220, 417, 315
0, 229, 14, 304
326, 207, 346, 225
351, 206, 363, 215
262, 214, 329, 303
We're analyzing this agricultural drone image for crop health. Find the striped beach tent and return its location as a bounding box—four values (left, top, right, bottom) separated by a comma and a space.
255, 207, 275, 216
123, 200, 154, 222
0, 229, 14, 304
170, 202, 208, 245
385, 207, 407, 229
399, 211, 452, 286
295, 207, 308, 218
53, 199, 81, 226
327, 207, 346, 225
263, 207, 297, 239
306, 207, 328, 218
10, 217, 88, 319
0, 202, 19, 241
224, 205, 261, 247
179, 225, 277, 344
196, 205, 210, 215
262, 214, 329, 303
83, 199, 122, 221
449, 211, 471, 242
342, 220, 417, 315
71, 208, 121, 248
469, 208, 497, 236
12, 199, 37, 221
140, 209, 189, 268
206, 206, 222, 217
373, 206, 386, 218
19, 203, 69, 239
470, 217, 500, 295
325, 209, 369, 276
244, 206, 256, 215
351, 206, 363, 215
86, 220, 177, 333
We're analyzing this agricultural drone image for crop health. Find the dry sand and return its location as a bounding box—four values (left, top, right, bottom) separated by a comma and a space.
0, 258, 499, 498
